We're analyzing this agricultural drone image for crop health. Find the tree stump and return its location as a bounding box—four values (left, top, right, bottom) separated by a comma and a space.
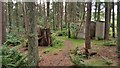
37, 26, 51, 46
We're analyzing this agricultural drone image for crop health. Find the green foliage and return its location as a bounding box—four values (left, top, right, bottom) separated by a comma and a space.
103, 40, 116, 46
43, 33, 64, 54
103, 59, 113, 65
1, 45, 27, 68
70, 47, 87, 66
56, 29, 67, 36
51, 33, 63, 47
43, 49, 50, 54
70, 54, 85, 66
4, 34, 21, 46
70, 23, 79, 38
96, 36, 104, 40
52, 39, 63, 47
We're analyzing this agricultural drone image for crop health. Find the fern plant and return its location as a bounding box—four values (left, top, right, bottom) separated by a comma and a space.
1, 45, 27, 68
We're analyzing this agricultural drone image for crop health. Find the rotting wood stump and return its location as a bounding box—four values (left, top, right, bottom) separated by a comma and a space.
37, 25, 52, 46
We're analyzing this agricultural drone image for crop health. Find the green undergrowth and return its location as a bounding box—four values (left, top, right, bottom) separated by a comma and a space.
3, 34, 27, 47
1, 45, 28, 68
70, 47, 115, 66
92, 39, 116, 46
43, 34, 64, 54
57, 36, 84, 48
43, 35, 85, 54
43, 44, 65, 54
85, 59, 113, 66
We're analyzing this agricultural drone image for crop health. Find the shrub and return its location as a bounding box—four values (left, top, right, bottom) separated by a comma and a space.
96, 36, 104, 40
56, 29, 67, 36
70, 54, 85, 66
103, 41, 116, 46
52, 38, 63, 47
51, 33, 63, 47
1, 45, 27, 68
4, 34, 21, 46
70, 47, 87, 66
104, 60, 113, 65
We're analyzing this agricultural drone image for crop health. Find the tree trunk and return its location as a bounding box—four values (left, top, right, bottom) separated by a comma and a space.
59, 2, 63, 31
26, 2, 39, 66
117, 1, 120, 61
23, 3, 28, 34
85, 2, 92, 50
53, 2, 56, 30
68, 3, 71, 38
0, 1, 2, 45
0, 2, 6, 45
65, 2, 68, 28
47, 2, 50, 28
8, 2, 12, 33
2, 2, 6, 43
97, 2, 101, 21
58, 3, 61, 30
94, 2, 97, 21
15, 3, 19, 33
104, 2, 110, 40
112, 2, 115, 38
43, 2, 47, 28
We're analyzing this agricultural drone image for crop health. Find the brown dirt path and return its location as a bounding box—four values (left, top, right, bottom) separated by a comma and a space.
39, 40, 74, 66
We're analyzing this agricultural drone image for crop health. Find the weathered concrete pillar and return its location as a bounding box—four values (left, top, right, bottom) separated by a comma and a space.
95, 21, 105, 39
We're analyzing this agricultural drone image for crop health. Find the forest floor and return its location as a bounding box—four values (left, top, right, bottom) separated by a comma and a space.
39, 40, 74, 66
19, 36, 118, 66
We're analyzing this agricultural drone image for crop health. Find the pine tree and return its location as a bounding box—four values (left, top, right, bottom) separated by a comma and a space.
26, 2, 39, 66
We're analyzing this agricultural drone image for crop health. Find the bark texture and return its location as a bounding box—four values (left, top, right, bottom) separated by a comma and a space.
117, 1, 120, 65
85, 2, 91, 49
26, 2, 39, 66
0, 1, 2, 45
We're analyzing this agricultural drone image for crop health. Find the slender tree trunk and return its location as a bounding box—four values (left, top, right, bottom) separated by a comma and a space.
60, 2, 63, 31
65, 2, 67, 28
112, 2, 115, 38
39, 2, 42, 17
117, 1, 120, 67
85, 2, 92, 50
47, 2, 50, 28
43, 2, 47, 28
94, 2, 97, 21
26, 2, 39, 66
8, 2, 12, 33
23, 3, 29, 34
0, 2, 6, 45
68, 2, 71, 38
0, 1, 2, 45
104, 2, 110, 40
117, 1, 120, 60
97, 2, 101, 21
58, 3, 61, 30
35, 4, 39, 27
15, 3, 19, 33
53, 2, 56, 30
2, 2, 6, 43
